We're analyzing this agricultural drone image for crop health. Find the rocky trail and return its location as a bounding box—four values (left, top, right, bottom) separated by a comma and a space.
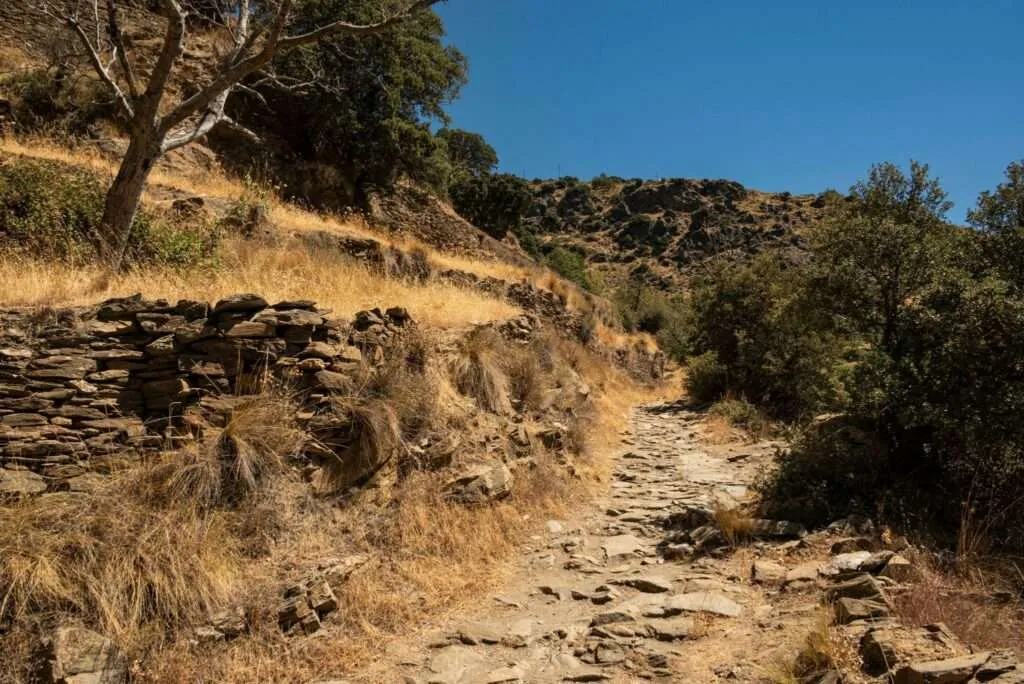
365, 402, 822, 683
360, 403, 1024, 684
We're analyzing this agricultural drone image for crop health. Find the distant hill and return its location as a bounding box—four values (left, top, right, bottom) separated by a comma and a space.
522, 175, 829, 291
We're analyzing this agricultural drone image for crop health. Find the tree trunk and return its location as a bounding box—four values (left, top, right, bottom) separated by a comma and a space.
96, 132, 161, 269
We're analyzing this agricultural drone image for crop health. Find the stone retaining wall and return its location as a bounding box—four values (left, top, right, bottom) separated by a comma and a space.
0, 294, 412, 494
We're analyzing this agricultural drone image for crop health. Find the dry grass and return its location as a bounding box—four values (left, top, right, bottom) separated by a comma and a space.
765, 612, 854, 684
315, 398, 402, 493
450, 328, 513, 414
713, 503, 756, 547
0, 240, 520, 328
892, 551, 1024, 655
134, 451, 580, 683
0, 138, 545, 291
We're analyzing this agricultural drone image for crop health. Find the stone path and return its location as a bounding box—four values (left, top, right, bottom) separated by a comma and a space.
363, 402, 829, 683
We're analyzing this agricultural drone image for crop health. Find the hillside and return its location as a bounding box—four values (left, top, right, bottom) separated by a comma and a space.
524, 175, 828, 290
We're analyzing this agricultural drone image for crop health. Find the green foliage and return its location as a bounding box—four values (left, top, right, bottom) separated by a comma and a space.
0, 158, 215, 265
613, 276, 689, 360
544, 246, 596, 292
757, 159, 1024, 550
684, 352, 728, 403
685, 255, 840, 420
710, 398, 770, 437
969, 160, 1024, 284
449, 173, 533, 239
0, 67, 116, 137
437, 128, 498, 178
231, 0, 467, 206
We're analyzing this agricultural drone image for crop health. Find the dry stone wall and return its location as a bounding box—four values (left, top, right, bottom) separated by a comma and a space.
0, 294, 413, 496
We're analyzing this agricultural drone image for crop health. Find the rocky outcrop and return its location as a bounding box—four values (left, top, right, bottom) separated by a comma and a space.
523, 176, 829, 290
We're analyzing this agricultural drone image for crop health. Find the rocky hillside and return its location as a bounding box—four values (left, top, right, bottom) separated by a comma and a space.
523, 176, 829, 290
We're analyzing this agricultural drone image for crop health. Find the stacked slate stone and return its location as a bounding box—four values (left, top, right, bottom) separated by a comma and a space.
0, 294, 415, 497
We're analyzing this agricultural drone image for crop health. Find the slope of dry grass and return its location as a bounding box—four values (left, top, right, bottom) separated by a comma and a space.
0, 240, 520, 328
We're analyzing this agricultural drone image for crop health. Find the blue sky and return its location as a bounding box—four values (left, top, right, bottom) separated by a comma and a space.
436, 1, 1023, 221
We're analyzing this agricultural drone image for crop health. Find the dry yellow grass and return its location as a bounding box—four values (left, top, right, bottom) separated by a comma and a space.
0, 138, 545, 289
892, 551, 1024, 655
0, 240, 519, 328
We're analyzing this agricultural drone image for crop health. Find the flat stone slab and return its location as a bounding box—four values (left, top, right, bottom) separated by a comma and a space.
661, 591, 742, 618
601, 534, 643, 560
610, 575, 672, 593
893, 652, 990, 684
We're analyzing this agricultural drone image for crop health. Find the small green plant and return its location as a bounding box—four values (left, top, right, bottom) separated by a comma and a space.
0, 157, 217, 266
544, 245, 595, 292
710, 397, 770, 438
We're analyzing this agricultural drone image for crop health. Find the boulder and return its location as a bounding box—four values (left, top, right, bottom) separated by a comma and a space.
860, 623, 967, 676
41, 626, 128, 684
834, 597, 890, 624
0, 467, 47, 496
444, 463, 513, 505
893, 652, 990, 684
212, 294, 268, 316
752, 560, 788, 586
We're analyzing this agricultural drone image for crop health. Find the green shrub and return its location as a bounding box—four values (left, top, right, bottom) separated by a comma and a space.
685, 352, 728, 403
544, 246, 596, 292
710, 398, 770, 437
686, 255, 840, 419
0, 157, 216, 266
756, 415, 891, 526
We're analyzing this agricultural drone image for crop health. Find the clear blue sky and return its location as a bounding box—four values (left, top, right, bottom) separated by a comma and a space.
436, 1, 1023, 222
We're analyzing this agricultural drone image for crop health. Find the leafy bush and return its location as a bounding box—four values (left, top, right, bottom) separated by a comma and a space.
449, 172, 532, 239
0, 157, 217, 265
760, 160, 1024, 550
684, 352, 728, 402
710, 397, 770, 437
544, 245, 596, 292
686, 255, 840, 419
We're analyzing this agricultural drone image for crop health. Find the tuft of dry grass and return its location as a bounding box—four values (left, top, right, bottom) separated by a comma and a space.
0, 240, 520, 328
892, 551, 1024, 655
713, 503, 756, 547
450, 328, 513, 415
765, 612, 853, 684
315, 397, 402, 493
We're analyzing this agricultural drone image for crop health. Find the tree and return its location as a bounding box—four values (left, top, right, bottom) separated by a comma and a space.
969, 160, 1024, 284
39, 0, 444, 267
437, 128, 498, 178
449, 172, 533, 239
231, 1, 467, 207
810, 161, 955, 360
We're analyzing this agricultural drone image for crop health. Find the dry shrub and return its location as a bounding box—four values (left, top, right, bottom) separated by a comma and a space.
504, 345, 547, 412
713, 503, 756, 547
450, 327, 512, 414
892, 552, 1024, 655
358, 330, 443, 441
143, 389, 305, 509
767, 613, 850, 684
0, 483, 238, 643
316, 398, 401, 492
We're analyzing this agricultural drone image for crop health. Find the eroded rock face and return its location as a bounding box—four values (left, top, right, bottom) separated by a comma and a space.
41, 626, 128, 684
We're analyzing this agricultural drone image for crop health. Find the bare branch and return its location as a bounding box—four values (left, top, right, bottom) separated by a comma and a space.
276, 0, 445, 51
161, 0, 443, 133
48, 3, 135, 119
138, 0, 187, 120
106, 0, 140, 101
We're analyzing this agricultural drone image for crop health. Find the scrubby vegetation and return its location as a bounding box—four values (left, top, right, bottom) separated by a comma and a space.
678, 159, 1024, 552
0, 156, 217, 265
